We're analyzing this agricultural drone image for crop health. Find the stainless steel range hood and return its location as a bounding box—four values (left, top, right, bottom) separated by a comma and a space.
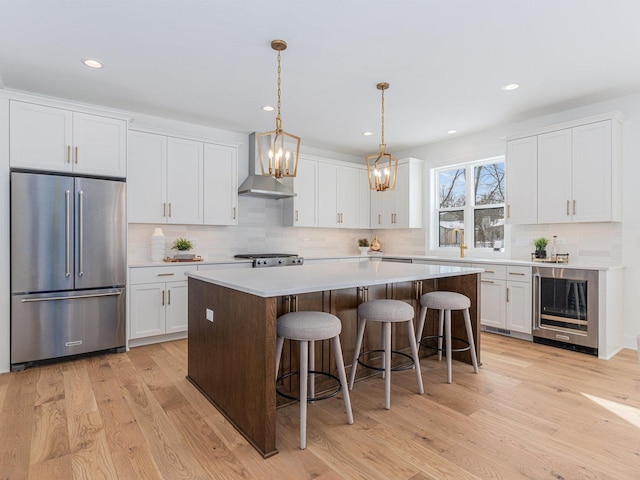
238, 133, 295, 199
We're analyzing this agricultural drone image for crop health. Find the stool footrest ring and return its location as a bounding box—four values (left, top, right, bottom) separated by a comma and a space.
419, 335, 471, 353
357, 349, 414, 372
276, 370, 341, 402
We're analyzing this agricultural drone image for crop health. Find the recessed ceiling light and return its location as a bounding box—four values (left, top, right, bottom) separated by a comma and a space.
501, 83, 519, 91
447, 129, 457, 135
261, 105, 274, 112
82, 59, 103, 69
363, 131, 373, 136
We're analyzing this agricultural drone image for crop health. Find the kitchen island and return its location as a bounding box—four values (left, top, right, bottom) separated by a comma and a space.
186, 261, 482, 457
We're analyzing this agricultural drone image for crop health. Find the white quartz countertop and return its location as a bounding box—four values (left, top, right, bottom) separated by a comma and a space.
186, 261, 483, 298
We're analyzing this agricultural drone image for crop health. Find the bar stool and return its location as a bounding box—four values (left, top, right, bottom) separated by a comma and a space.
275, 311, 353, 449
348, 299, 424, 409
416, 291, 479, 384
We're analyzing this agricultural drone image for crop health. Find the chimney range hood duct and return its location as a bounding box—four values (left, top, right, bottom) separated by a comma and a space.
237, 133, 296, 199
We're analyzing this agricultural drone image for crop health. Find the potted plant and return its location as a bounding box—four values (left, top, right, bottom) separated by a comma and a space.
358, 238, 370, 255
533, 237, 549, 259
172, 237, 195, 260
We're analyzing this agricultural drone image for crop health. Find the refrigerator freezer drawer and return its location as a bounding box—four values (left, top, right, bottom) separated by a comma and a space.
11, 288, 125, 367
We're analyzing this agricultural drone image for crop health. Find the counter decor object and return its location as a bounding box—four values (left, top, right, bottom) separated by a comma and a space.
171, 237, 195, 260
533, 237, 549, 259
370, 235, 382, 252
358, 238, 370, 255
150, 227, 166, 263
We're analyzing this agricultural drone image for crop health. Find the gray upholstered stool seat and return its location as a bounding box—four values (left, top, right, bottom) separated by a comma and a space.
416, 291, 479, 384
275, 311, 353, 450
348, 299, 424, 409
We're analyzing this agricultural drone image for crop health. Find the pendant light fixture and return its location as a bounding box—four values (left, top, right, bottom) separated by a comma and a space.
366, 82, 398, 191
256, 39, 301, 179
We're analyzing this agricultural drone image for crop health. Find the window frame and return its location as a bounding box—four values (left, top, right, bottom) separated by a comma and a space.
430, 155, 507, 256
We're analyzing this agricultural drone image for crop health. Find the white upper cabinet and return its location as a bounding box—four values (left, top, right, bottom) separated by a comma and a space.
9, 101, 126, 177
166, 137, 203, 225
317, 161, 368, 229
505, 136, 537, 225
537, 128, 573, 224
537, 120, 616, 223
283, 156, 318, 227
129, 130, 238, 225
127, 131, 167, 223
357, 168, 371, 228
370, 158, 423, 229
203, 143, 238, 225
507, 114, 622, 225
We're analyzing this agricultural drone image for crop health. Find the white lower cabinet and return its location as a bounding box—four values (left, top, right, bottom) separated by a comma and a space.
129, 265, 192, 340
475, 263, 531, 334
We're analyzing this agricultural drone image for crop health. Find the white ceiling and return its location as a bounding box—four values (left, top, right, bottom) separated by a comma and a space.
2, 0, 640, 155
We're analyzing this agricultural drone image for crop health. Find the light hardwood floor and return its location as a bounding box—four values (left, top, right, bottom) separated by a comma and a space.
1, 333, 639, 479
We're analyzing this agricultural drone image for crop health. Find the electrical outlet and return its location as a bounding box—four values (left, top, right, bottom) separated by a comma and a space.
206, 309, 214, 322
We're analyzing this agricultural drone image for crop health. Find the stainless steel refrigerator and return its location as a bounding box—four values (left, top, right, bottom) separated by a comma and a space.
10, 171, 126, 370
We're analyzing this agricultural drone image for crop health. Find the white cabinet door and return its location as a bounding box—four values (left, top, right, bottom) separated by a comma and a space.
506, 136, 538, 224
506, 281, 531, 334
357, 168, 371, 228
166, 137, 203, 224
165, 281, 188, 334
317, 163, 339, 227
130, 283, 165, 339
537, 128, 572, 224
203, 143, 238, 225
337, 165, 359, 228
72, 113, 126, 177
127, 131, 167, 223
284, 157, 318, 227
572, 121, 612, 223
480, 279, 506, 329
9, 101, 73, 172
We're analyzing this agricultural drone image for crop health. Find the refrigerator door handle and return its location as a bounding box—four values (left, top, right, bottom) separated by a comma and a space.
65, 190, 71, 278
21, 291, 122, 303
78, 190, 84, 277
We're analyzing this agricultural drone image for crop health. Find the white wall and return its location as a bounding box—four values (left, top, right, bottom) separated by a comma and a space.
0, 98, 9, 373
397, 93, 640, 350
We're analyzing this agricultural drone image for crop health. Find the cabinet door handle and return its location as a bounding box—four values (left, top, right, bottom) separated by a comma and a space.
67, 145, 71, 164
163, 202, 166, 217
233, 207, 236, 220
508, 272, 526, 276
573, 200, 576, 216
168, 289, 171, 305
162, 290, 165, 306
506, 287, 510, 302
378, 214, 381, 225
169, 203, 172, 217
75, 146, 79, 164
295, 210, 299, 222
507, 204, 510, 219
566, 200, 570, 215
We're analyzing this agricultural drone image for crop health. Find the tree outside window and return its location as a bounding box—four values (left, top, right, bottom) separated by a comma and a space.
435, 158, 505, 251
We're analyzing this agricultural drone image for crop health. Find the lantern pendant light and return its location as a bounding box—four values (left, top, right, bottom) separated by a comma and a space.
366, 82, 398, 192
256, 39, 301, 179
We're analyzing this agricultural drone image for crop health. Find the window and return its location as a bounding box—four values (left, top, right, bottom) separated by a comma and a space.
434, 157, 505, 252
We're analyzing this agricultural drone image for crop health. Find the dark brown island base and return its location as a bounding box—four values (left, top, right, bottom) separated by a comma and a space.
186, 261, 482, 458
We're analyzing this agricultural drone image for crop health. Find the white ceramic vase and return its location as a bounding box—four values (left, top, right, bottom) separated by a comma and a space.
359, 246, 369, 255
150, 227, 166, 262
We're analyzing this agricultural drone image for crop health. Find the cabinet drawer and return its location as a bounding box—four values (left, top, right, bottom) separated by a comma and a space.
474, 264, 506, 281
130, 265, 195, 284
506, 265, 531, 282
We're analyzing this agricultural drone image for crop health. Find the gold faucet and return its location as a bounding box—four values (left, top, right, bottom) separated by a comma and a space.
450, 228, 468, 258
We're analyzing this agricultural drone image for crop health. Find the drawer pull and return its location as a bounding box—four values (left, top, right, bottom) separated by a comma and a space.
509, 272, 526, 276
485, 270, 495, 274
157, 273, 175, 277
481, 280, 495, 284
